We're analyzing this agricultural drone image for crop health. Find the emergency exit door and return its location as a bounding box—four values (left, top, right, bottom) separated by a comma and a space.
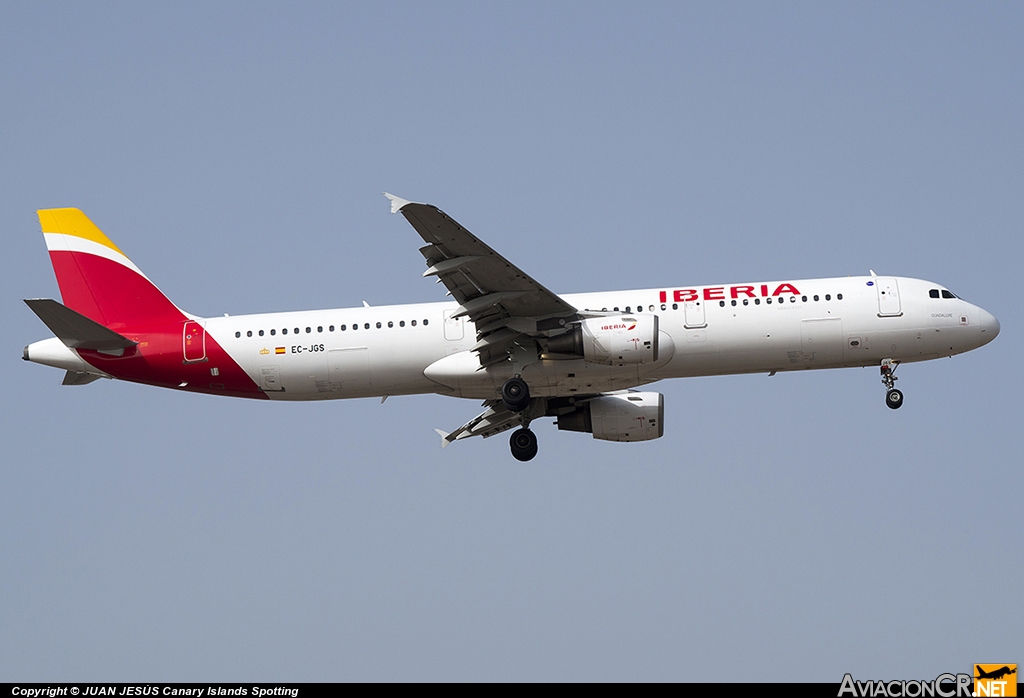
683, 300, 707, 329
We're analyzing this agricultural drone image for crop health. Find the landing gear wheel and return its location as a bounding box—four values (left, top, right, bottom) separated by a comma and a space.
509, 428, 538, 462
501, 376, 531, 413
886, 389, 904, 410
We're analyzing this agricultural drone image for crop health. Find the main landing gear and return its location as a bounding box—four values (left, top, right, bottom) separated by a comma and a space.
502, 375, 538, 461
881, 358, 903, 410
501, 375, 531, 413
510, 428, 538, 462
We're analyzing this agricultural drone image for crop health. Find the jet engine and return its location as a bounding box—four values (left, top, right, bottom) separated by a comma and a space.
556, 392, 664, 442
546, 315, 659, 365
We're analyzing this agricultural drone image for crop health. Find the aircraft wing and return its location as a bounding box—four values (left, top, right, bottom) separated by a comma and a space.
436, 400, 520, 446
386, 194, 578, 367
436, 395, 553, 446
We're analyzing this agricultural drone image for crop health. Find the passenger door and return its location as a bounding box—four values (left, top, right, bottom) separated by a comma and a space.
876, 278, 902, 317
182, 321, 206, 363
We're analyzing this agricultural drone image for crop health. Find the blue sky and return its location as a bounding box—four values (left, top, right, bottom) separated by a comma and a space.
1, 2, 1020, 681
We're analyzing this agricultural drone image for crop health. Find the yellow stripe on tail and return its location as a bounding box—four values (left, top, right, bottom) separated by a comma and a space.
38, 208, 125, 256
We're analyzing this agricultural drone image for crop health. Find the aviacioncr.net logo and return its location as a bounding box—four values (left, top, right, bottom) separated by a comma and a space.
838, 673, 973, 698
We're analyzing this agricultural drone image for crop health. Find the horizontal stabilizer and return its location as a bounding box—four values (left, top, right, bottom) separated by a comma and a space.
24, 298, 137, 351
62, 371, 103, 386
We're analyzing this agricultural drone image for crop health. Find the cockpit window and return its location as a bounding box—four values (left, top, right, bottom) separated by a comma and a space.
942, 290, 957, 299
929, 289, 940, 299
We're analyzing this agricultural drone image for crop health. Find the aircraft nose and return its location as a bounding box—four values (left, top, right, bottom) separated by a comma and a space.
978, 308, 1000, 345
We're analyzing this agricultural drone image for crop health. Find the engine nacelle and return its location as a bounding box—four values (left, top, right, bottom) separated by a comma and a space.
556, 392, 664, 442
547, 314, 659, 365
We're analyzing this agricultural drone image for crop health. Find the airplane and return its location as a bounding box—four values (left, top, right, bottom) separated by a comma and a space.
23, 194, 1000, 461
975, 666, 1016, 681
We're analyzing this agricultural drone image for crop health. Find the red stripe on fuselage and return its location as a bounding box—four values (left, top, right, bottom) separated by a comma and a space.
76, 321, 268, 399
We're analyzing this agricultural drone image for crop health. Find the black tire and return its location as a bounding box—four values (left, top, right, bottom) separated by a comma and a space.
501, 376, 531, 412
886, 389, 904, 410
509, 428, 538, 462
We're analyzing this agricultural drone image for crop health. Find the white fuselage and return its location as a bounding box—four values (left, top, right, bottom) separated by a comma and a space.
205, 275, 999, 401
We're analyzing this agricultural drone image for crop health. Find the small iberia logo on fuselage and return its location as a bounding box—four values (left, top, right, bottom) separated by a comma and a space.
259, 348, 270, 355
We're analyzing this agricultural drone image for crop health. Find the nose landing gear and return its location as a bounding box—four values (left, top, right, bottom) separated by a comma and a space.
881, 359, 903, 409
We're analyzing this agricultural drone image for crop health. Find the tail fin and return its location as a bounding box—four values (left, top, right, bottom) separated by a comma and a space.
38, 208, 186, 330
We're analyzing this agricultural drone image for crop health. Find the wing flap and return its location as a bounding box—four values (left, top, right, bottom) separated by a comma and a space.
439, 401, 522, 445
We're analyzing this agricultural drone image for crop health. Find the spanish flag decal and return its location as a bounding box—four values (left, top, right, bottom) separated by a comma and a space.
275, 347, 286, 355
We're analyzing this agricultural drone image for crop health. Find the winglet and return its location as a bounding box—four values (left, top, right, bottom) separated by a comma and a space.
383, 192, 412, 214
434, 428, 451, 448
